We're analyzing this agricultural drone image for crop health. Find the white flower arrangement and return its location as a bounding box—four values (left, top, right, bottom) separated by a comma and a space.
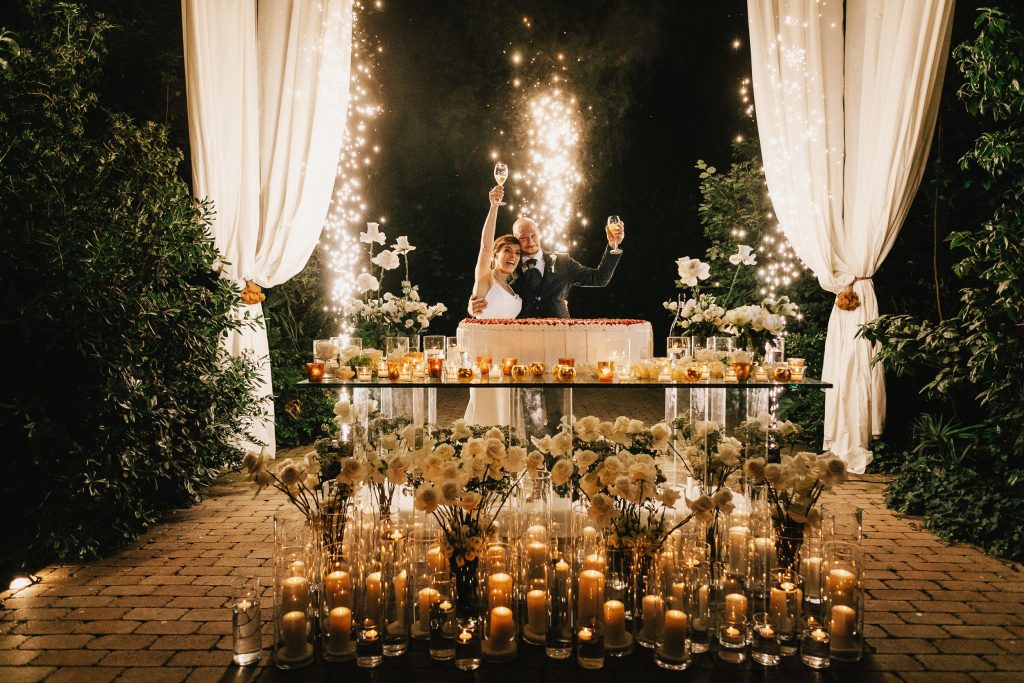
345, 223, 447, 346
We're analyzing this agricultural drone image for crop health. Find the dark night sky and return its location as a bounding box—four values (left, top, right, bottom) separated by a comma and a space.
362, 0, 752, 337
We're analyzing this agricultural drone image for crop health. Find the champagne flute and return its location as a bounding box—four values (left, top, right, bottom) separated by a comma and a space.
493, 162, 508, 206
606, 215, 624, 252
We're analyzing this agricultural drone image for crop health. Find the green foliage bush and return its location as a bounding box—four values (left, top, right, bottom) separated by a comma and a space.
0, 2, 261, 568
860, 8, 1024, 561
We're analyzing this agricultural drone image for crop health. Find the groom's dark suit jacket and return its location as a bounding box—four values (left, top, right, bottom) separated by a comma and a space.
511, 248, 621, 319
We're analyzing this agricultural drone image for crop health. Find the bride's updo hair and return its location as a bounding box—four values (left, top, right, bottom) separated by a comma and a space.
491, 234, 521, 269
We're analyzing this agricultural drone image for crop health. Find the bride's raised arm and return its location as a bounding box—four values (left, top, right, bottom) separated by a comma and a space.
472, 185, 505, 298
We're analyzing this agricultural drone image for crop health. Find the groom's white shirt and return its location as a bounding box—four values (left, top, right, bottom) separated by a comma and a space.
522, 248, 546, 277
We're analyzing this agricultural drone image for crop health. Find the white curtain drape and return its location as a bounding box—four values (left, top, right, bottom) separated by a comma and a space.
183, 0, 354, 455
747, 0, 954, 472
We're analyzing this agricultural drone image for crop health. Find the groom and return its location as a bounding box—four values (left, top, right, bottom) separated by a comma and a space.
469, 216, 624, 318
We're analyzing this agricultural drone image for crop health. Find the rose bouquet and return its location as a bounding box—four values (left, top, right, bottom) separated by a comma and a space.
719, 295, 798, 354
667, 414, 742, 524
534, 415, 693, 550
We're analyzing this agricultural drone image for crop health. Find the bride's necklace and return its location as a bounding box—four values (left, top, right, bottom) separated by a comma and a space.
492, 270, 517, 296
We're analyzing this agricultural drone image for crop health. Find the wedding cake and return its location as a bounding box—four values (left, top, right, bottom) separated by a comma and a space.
457, 318, 653, 368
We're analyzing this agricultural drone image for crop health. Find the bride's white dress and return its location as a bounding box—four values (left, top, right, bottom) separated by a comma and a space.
464, 281, 521, 425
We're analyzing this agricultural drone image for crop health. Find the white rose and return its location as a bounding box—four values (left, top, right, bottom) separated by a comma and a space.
355, 272, 380, 293
360, 222, 386, 245
372, 249, 401, 271
393, 235, 416, 254
729, 244, 757, 266
676, 257, 711, 287
575, 449, 598, 470
550, 458, 575, 486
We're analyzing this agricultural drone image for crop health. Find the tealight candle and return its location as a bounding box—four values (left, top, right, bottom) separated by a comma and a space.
427, 356, 444, 379
597, 360, 615, 383
306, 362, 325, 382
501, 357, 517, 375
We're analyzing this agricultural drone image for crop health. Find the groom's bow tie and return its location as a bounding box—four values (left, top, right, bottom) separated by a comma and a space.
523, 257, 538, 270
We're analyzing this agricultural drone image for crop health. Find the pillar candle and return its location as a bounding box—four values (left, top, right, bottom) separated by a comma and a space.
670, 582, 685, 605
603, 600, 627, 647
365, 572, 382, 624
830, 605, 858, 652
489, 606, 515, 650
418, 587, 439, 633
727, 526, 749, 574
805, 557, 822, 599
327, 606, 352, 654
488, 572, 513, 610
578, 570, 605, 621
769, 587, 793, 632
393, 570, 408, 626
583, 553, 605, 572
526, 541, 548, 578
724, 593, 747, 624
281, 575, 309, 611
281, 610, 307, 659
661, 609, 688, 659
289, 559, 306, 577
828, 568, 856, 607
641, 594, 664, 642
752, 537, 774, 573
527, 589, 547, 636
427, 546, 446, 574
325, 570, 352, 609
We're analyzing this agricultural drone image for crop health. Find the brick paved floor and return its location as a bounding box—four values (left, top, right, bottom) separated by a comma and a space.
2, 389, 1023, 682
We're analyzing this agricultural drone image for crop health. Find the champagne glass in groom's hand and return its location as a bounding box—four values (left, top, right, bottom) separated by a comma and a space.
606, 215, 625, 253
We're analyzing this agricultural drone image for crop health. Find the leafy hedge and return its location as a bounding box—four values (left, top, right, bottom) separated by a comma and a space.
861, 8, 1024, 561
0, 2, 261, 568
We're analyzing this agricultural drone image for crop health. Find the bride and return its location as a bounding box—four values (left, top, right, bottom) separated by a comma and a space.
464, 185, 520, 424
471, 184, 521, 319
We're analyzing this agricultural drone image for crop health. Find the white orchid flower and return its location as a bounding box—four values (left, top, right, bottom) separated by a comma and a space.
355, 272, 380, 293
360, 222, 386, 245
729, 244, 757, 266
393, 236, 416, 254
372, 249, 401, 271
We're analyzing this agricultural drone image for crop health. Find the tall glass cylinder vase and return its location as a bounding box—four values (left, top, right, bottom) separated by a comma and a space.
377, 519, 409, 656
602, 544, 636, 657
273, 543, 314, 669
410, 528, 445, 641
680, 541, 712, 653
520, 524, 549, 646
823, 541, 864, 662
320, 545, 356, 662
481, 542, 517, 662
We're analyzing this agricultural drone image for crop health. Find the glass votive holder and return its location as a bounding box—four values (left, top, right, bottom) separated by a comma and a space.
455, 618, 481, 670
426, 356, 444, 379
770, 569, 803, 655
800, 617, 831, 669
666, 336, 692, 360
274, 546, 313, 670
230, 576, 261, 666
730, 350, 753, 382
717, 615, 747, 664
751, 612, 780, 667
385, 336, 410, 361
529, 361, 546, 377
501, 357, 517, 376
476, 356, 492, 378
824, 541, 864, 662
788, 357, 806, 381
685, 362, 702, 382
597, 360, 616, 383
429, 575, 456, 662
511, 364, 529, 382
321, 552, 355, 662
771, 362, 793, 382
456, 366, 474, 383
314, 338, 339, 363
386, 360, 401, 381
557, 357, 575, 367
576, 619, 605, 670
654, 608, 691, 671
423, 335, 445, 357
753, 363, 769, 381
356, 618, 383, 668
356, 365, 372, 381
555, 364, 576, 383
306, 362, 325, 382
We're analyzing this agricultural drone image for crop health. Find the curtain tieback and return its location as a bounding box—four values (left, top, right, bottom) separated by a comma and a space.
837, 277, 871, 311
241, 279, 266, 305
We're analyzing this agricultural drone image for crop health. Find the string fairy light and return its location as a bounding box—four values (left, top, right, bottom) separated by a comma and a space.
322, 0, 383, 319
732, 42, 806, 301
